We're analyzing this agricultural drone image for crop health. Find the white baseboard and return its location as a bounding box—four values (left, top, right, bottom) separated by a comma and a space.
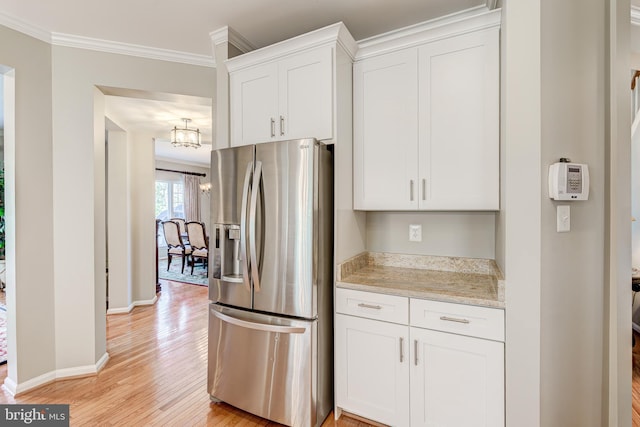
106, 295, 158, 315
3, 352, 110, 396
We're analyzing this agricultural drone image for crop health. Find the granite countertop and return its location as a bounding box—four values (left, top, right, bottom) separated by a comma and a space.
337, 252, 505, 308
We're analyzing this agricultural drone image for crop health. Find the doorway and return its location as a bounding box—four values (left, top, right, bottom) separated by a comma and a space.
101, 88, 212, 312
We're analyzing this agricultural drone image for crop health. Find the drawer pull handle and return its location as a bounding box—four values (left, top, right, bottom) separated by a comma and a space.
399, 337, 404, 363
358, 303, 382, 310
440, 316, 470, 324
414, 339, 419, 366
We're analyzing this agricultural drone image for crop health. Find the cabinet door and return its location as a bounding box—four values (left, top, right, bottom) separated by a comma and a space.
278, 46, 333, 142
418, 28, 499, 210
353, 49, 419, 210
335, 314, 410, 427
410, 327, 504, 427
230, 62, 279, 146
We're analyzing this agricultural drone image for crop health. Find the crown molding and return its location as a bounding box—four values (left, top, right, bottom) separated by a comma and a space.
0, 10, 51, 43
632, 5, 640, 26
51, 33, 215, 67
356, 6, 500, 60
210, 26, 256, 54
0, 11, 215, 67
226, 22, 357, 73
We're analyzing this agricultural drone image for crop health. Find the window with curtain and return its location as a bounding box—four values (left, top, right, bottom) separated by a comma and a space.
183, 175, 201, 222
155, 180, 185, 220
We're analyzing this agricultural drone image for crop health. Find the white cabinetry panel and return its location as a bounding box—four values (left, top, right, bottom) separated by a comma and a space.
230, 46, 334, 146
336, 287, 409, 324
353, 49, 418, 210
418, 28, 499, 209
230, 63, 278, 147
353, 27, 500, 211
336, 313, 410, 427
279, 47, 333, 141
410, 327, 504, 427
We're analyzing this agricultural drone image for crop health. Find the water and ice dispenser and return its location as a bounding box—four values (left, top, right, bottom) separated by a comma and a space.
212, 224, 244, 284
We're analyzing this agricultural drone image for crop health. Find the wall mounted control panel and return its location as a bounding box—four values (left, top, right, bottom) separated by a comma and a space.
548, 162, 589, 201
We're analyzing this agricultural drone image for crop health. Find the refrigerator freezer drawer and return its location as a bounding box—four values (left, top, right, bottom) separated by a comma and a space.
208, 304, 319, 427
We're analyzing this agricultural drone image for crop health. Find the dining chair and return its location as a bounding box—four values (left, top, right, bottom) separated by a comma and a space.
162, 220, 192, 274
186, 221, 208, 275
170, 217, 189, 244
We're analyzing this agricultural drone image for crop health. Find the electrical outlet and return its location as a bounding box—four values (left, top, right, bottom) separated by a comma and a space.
409, 224, 422, 242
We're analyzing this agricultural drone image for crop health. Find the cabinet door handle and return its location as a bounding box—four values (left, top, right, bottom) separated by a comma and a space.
399, 337, 404, 363
270, 118, 275, 137
280, 115, 285, 136
422, 179, 426, 201
357, 303, 382, 310
414, 339, 419, 366
410, 180, 414, 201
440, 315, 471, 324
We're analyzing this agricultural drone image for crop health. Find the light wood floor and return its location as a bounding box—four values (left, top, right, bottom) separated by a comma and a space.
0, 281, 372, 426
633, 331, 640, 426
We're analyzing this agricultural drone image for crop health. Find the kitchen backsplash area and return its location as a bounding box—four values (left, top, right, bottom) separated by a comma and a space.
365, 211, 496, 260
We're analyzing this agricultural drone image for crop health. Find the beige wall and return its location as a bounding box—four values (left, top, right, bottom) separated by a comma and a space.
0, 26, 218, 390
500, 1, 542, 425
130, 131, 157, 304
107, 129, 132, 311
540, 0, 607, 424
51, 44, 215, 373
366, 212, 495, 259
0, 26, 55, 388
499, 0, 630, 425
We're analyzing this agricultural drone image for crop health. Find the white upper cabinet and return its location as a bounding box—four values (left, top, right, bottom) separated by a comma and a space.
353, 10, 501, 211
353, 49, 419, 210
278, 47, 333, 142
227, 23, 356, 147
230, 62, 279, 146
418, 29, 499, 210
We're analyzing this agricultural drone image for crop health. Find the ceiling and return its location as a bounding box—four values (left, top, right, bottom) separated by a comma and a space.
0, 0, 487, 56
0, 0, 493, 165
104, 95, 213, 166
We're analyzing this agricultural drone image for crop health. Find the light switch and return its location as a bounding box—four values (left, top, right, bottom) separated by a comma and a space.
557, 205, 570, 232
409, 224, 422, 242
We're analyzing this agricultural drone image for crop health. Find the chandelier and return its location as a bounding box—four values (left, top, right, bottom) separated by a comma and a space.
171, 118, 201, 148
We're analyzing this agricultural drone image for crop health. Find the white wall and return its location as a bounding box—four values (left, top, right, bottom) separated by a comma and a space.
0, 26, 56, 389
366, 212, 495, 259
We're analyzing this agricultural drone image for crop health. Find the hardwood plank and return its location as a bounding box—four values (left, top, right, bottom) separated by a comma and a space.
0, 280, 373, 426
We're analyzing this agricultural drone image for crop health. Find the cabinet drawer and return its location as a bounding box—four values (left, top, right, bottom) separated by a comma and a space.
336, 288, 409, 325
410, 299, 504, 342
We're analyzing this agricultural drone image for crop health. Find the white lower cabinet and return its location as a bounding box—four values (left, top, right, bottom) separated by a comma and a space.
335, 288, 504, 427
409, 327, 504, 427
335, 313, 410, 427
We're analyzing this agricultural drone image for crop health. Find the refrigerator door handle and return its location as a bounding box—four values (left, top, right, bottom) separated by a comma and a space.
249, 161, 262, 292
211, 308, 306, 334
239, 161, 253, 291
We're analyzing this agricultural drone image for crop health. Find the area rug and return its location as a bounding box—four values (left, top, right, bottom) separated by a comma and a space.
158, 259, 208, 286
0, 303, 7, 365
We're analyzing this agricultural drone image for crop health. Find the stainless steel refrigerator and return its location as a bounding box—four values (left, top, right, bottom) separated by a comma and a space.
207, 138, 333, 427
